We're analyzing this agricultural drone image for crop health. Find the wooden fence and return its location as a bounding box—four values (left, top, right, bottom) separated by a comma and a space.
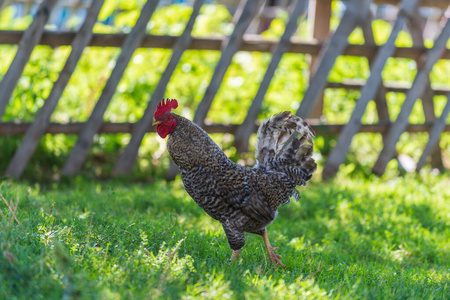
0, 0, 449, 179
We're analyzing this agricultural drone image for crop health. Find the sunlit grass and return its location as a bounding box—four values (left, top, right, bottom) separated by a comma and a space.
1, 173, 449, 299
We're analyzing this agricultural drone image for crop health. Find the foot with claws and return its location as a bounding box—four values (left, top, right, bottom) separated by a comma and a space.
263, 229, 285, 268
229, 228, 286, 268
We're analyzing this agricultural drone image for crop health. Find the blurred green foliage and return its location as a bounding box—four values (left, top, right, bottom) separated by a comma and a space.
0, 2, 449, 180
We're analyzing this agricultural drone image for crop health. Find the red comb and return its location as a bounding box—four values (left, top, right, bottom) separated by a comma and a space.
154, 98, 178, 119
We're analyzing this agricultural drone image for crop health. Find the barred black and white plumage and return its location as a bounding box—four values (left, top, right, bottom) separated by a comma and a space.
153, 99, 317, 268
255, 111, 317, 203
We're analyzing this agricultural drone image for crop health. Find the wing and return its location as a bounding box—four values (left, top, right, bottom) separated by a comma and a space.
181, 165, 250, 208
218, 167, 277, 223
180, 165, 276, 223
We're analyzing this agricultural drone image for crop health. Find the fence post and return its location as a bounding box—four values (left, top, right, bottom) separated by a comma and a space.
308, 0, 331, 119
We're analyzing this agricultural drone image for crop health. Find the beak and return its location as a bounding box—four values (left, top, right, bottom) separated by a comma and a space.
153, 121, 161, 126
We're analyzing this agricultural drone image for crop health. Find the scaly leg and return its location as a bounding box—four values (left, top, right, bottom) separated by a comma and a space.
231, 249, 241, 261
262, 228, 285, 268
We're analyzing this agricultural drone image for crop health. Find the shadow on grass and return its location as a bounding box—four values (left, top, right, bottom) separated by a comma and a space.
1, 177, 449, 299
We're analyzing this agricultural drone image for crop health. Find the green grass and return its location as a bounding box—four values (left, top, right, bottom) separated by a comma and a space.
1, 174, 449, 299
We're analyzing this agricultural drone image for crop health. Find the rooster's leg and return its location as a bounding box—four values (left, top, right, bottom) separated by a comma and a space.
222, 220, 245, 263
231, 249, 241, 261
262, 228, 285, 268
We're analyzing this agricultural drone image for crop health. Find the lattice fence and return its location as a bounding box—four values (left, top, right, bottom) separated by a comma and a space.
0, 0, 449, 179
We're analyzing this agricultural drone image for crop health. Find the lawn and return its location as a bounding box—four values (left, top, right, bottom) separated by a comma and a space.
0, 173, 449, 299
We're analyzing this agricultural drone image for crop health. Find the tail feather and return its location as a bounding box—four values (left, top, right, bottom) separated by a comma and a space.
255, 111, 317, 200
255, 111, 315, 166
255, 111, 292, 164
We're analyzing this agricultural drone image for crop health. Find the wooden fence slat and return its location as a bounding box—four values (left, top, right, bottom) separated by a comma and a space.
373, 84, 391, 123
233, 0, 307, 153
361, 10, 394, 165
2, 121, 449, 136
7, 0, 450, 10
0, 83, 445, 132
309, 0, 332, 48
361, 12, 390, 124
4, 0, 104, 178
326, 80, 450, 95
112, 0, 204, 176
308, 0, 332, 119
422, 86, 444, 167
407, 9, 444, 169
416, 93, 450, 171
372, 16, 450, 175
2, 31, 450, 60
407, 7, 426, 43
421, 85, 437, 122
374, 0, 449, 9
0, 0, 58, 121
420, 85, 444, 168
322, 0, 417, 179
295, 0, 372, 119
192, 0, 262, 125
10, 0, 89, 8
61, 0, 160, 176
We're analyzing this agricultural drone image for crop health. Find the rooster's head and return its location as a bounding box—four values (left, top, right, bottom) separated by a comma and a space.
153, 98, 178, 138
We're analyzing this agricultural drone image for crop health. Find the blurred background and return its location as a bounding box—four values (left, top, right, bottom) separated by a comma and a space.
0, 0, 449, 181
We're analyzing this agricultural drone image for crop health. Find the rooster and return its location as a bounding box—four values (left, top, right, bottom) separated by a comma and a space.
153, 99, 316, 267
